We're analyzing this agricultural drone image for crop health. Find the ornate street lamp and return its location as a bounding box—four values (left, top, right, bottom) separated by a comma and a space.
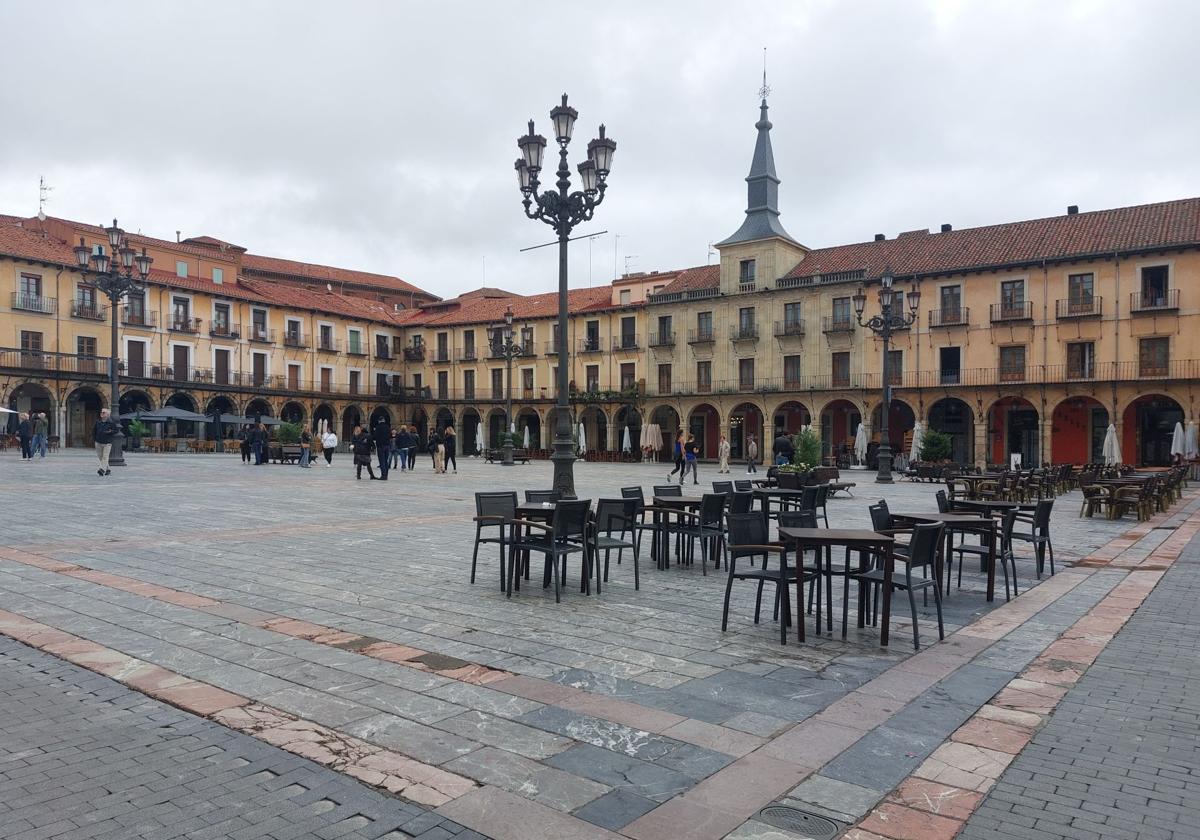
853, 270, 920, 483
74, 220, 153, 467
494, 305, 525, 466
516, 94, 615, 496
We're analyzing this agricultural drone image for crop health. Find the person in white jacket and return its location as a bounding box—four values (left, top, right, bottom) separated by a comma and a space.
718, 434, 731, 473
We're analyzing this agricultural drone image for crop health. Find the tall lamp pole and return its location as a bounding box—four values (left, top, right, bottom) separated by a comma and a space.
495, 305, 524, 466
853, 271, 920, 484
73, 221, 153, 467
516, 94, 615, 497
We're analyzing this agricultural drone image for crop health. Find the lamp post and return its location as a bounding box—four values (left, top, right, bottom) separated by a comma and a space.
73, 220, 153, 467
853, 271, 920, 484
516, 94, 615, 497
495, 305, 524, 466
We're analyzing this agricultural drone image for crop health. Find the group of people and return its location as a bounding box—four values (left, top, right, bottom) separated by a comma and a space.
237, 423, 273, 465
348, 421, 458, 480
12, 411, 50, 461
675, 431, 765, 477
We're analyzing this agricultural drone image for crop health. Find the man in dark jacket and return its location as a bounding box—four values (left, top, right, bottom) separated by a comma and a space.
351, 424, 376, 480
17, 412, 33, 461
773, 432, 796, 466
372, 419, 391, 480
93, 408, 119, 476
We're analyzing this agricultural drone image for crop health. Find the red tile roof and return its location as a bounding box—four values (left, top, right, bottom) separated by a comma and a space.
397, 286, 618, 328
238, 277, 401, 324
241, 252, 432, 299
656, 264, 719, 293
0, 219, 78, 265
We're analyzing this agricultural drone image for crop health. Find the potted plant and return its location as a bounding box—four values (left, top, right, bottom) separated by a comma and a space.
920, 428, 953, 463
275, 422, 302, 445
126, 419, 149, 451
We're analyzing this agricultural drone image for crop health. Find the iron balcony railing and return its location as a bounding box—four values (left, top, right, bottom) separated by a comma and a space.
71, 301, 107, 320
432, 348, 453, 363
730, 324, 759, 341
578, 338, 603, 353
169, 317, 202, 334
821, 316, 854, 334
283, 331, 307, 348
990, 301, 1034, 322
1130, 289, 1179, 312
210, 322, 240, 339
121, 309, 156, 328
930, 307, 969, 327
688, 328, 715, 344
1056, 297, 1102, 319
12, 293, 55, 314
0, 349, 107, 375
247, 325, 274, 343
774, 320, 806, 337
648, 331, 675, 347
612, 335, 639, 351
459, 347, 478, 362
544, 340, 560, 355
376, 347, 394, 361
317, 336, 342, 353
345, 343, 368, 357
521, 340, 537, 357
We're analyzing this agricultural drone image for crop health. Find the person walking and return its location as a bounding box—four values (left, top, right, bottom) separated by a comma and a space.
373, 418, 392, 480
667, 431, 685, 481
16, 413, 33, 461
428, 428, 443, 473
390, 426, 404, 471
718, 434, 731, 474
681, 434, 700, 485
773, 430, 795, 466
93, 408, 119, 476
443, 425, 457, 473
32, 413, 48, 458
351, 424, 376, 480
746, 434, 759, 474
254, 423, 269, 465
299, 426, 312, 468
321, 428, 337, 467
239, 424, 251, 463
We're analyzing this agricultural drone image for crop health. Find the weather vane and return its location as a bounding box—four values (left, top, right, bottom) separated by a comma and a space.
758, 47, 771, 100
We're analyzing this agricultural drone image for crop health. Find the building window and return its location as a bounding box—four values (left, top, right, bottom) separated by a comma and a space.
620, 363, 636, 391
438, 371, 449, 400
739, 259, 756, 284
491, 368, 504, 399
171, 296, 191, 329
1141, 265, 1169, 305
463, 329, 476, 357
784, 302, 802, 330
1068, 273, 1094, 305
412, 372, 423, 391
657, 364, 672, 395
831, 352, 850, 387
522, 368, 534, 395
1139, 337, 1169, 377
463, 370, 475, 401
212, 267, 223, 284
657, 314, 673, 341
738, 307, 755, 332
319, 368, 332, 393
784, 355, 802, 388
1000, 279, 1025, 318
176, 260, 188, 278
319, 324, 333, 350
348, 329, 362, 355
738, 358, 755, 390
886, 349, 903, 385
619, 288, 631, 305
1067, 341, 1095, 379
349, 370, 360, 395
620, 316, 636, 348
288, 364, 302, 390
832, 297, 851, 326
251, 309, 268, 340
586, 365, 600, 392
20, 330, 43, 354
999, 345, 1026, 381
585, 320, 600, 351
213, 303, 231, 333
77, 336, 96, 358
940, 346, 961, 385
940, 285, 962, 318
285, 319, 302, 344
697, 361, 712, 392
19, 273, 42, 297
697, 311, 713, 341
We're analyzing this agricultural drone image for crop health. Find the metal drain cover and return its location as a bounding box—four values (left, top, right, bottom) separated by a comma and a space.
756, 805, 840, 839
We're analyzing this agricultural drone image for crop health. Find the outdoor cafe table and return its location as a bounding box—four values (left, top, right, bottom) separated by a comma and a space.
650, 495, 703, 570
951, 473, 1003, 500
510, 501, 599, 595
888, 511, 999, 602
777, 528, 895, 646
752, 487, 807, 522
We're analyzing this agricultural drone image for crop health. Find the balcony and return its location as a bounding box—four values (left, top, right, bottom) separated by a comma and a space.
432, 348, 452, 363
688, 328, 715, 344
1130, 289, 1179, 313
169, 316, 201, 334
1056, 297, 1103, 319
400, 346, 423, 361
930, 307, 969, 328
730, 324, 759, 342
989, 301, 1033, 323
648, 331, 675, 348
121, 309, 156, 328
821, 316, 854, 334
459, 348, 478, 362
612, 336, 639, 351
578, 338, 603, 353
521, 341, 537, 357
998, 365, 1028, 383
696, 380, 713, 394
376, 347, 394, 361
248, 326, 274, 343
283, 331, 307, 348
209, 322, 241, 339
317, 337, 342, 353
71, 301, 107, 321
738, 281, 756, 294
347, 343, 368, 357
774, 320, 806, 338
544, 341, 560, 355
12, 293, 55, 314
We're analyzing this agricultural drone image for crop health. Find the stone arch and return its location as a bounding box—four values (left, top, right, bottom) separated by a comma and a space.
687, 403, 720, 459
647, 405, 680, 460
369, 405, 393, 431
870, 399, 916, 451
928, 396, 975, 464
486, 407, 507, 448
245, 398, 274, 422
578, 406, 608, 454
119, 389, 155, 417
435, 407, 455, 435
459, 407, 481, 456
771, 400, 812, 437
516, 407, 541, 450
728, 401, 764, 461
1051, 395, 1109, 464
204, 395, 240, 441
986, 396, 1040, 468
614, 404, 641, 454
1122, 393, 1184, 467
342, 404, 364, 440
313, 403, 336, 436
165, 392, 200, 437
409, 407, 428, 444
819, 398, 861, 464
280, 401, 306, 425
65, 385, 105, 447
5, 382, 55, 434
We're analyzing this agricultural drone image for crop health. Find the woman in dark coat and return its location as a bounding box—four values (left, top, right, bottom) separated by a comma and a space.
443, 425, 457, 474
351, 424, 377, 480
17, 413, 33, 461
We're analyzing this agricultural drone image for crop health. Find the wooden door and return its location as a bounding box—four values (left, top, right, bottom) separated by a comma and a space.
173, 345, 189, 382
215, 349, 230, 385
253, 354, 266, 387
127, 341, 144, 378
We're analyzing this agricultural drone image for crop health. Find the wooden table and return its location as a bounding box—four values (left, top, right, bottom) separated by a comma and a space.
889, 512, 998, 602
778, 528, 895, 646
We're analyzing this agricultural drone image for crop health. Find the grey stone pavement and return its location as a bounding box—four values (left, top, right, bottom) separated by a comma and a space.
958, 529, 1200, 840
0, 635, 483, 840
0, 450, 1185, 838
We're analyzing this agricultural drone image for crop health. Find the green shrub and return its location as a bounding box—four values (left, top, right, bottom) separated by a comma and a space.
921, 428, 953, 462
275, 422, 302, 444
793, 428, 822, 470
126, 419, 150, 439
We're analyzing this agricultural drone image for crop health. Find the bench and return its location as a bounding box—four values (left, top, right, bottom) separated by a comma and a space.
272, 444, 303, 464
814, 466, 856, 497
484, 447, 530, 464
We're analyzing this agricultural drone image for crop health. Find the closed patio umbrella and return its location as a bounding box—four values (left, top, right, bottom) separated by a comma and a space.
622, 426, 632, 453
853, 423, 868, 465
577, 422, 586, 455
523, 425, 531, 449
1170, 421, 1186, 460
1186, 421, 1198, 460
1102, 424, 1121, 465
909, 421, 924, 462
475, 425, 484, 456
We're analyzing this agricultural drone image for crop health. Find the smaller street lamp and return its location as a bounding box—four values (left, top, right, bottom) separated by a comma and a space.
853, 270, 921, 483
494, 305, 525, 466
75, 220, 153, 467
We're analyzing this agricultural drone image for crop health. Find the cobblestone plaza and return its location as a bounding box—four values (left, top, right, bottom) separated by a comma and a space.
1, 453, 1198, 839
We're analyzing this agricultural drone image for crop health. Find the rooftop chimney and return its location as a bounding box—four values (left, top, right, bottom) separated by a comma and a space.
1067, 205, 1079, 215
940, 223, 952, 233
176, 230, 181, 242
874, 233, 885, 242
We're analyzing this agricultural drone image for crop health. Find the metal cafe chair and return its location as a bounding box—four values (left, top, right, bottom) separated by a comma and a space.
470, 491, 517, 592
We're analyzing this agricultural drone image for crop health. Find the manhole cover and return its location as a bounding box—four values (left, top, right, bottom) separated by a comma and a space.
756, 806, 840, 839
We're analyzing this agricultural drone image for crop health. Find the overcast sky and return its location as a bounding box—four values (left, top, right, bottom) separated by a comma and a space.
1, 1, 1197, 299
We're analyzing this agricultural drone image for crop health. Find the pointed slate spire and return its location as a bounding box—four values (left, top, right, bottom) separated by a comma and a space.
716, 97, 798, 247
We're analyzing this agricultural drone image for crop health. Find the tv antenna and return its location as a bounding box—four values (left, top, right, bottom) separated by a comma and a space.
37, 176, 52, 221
